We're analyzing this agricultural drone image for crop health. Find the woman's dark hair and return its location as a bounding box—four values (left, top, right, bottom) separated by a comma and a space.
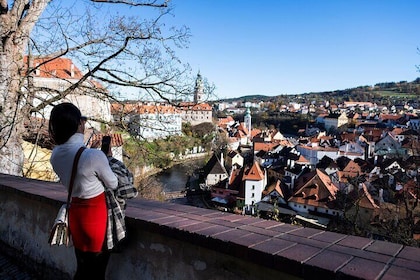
49, 103, 82, 145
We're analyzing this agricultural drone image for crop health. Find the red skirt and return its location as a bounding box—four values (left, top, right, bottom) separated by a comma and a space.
69, 192, 107, 252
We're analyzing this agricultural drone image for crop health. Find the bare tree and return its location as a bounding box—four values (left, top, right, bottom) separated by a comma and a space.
0, 0, 193, 176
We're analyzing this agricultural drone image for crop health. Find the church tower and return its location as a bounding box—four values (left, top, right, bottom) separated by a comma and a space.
244, 107, 252, 143
194, 72, 204, 103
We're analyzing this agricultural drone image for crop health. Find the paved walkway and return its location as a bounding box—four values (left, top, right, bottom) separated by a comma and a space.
0, 243, 40, 280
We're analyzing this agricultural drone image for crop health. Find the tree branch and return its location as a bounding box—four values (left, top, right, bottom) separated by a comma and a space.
31, 35, 132, 113
91, 0, 168, 7
0, 0, 8, 14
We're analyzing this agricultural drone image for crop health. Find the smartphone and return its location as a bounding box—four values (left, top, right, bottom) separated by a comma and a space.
101, 136, 111, 155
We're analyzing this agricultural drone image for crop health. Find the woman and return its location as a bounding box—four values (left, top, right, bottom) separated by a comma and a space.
49, 103, 118, 279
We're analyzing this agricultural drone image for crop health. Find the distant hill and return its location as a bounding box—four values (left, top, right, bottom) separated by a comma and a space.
219, 78, 420, 104
220, 95, 273, 103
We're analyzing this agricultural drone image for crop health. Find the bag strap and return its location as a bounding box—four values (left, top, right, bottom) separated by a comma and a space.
66, 147, 86, 208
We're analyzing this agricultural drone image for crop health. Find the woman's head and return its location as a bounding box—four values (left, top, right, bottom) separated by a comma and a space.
49, 103, 84, 145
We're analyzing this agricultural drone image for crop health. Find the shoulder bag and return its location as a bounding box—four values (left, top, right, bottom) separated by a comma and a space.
48, 147, 85, 246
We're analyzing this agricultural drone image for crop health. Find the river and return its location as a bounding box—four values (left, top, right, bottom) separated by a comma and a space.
154, 158, 206, 192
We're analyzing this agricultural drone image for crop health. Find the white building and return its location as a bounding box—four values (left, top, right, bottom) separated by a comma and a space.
242, 161, 266, 207
296, 144, 339, 166
125, 103, 182, 140
25, 56, 111, 131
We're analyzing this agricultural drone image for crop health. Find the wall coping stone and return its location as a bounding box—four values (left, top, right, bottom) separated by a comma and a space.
1, 173, 420, 280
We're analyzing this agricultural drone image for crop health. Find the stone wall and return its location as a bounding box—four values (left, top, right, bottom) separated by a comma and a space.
1, 173, 420, 280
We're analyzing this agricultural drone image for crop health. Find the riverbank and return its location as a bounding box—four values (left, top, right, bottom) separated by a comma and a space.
173, 151, 210, 163
134, 151, 210, 179
133, 152, 210, 201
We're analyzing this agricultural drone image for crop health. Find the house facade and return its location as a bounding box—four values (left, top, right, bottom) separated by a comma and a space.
324, 112, 348, 131
25, 56, 111, 131
178, 102, 213, 126
203, 154, 229, 187
296, 144, 339, 166
242, 161, 266, 207
288, 169, 342, 217
225, 150, 244, 170
178, 72, 213, 126
374, 132, 404, 157
128, 104, 182, 140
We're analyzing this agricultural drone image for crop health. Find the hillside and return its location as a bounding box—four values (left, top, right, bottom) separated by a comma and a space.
220, 78, 420, 105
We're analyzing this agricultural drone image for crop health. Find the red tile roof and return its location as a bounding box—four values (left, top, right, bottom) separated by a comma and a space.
24, 56, 84, 79
85, 131, 124, 148
391, 127, 404, 136
253, 142, 279, 153
243, 161, 264, 181
380, 114, 402, 121
111, 103, 180, 114
263, 180, 285, 198
218, 116, 234, 128
289, 169, 338, 208
237, 122, 249, 136
178, 102, 212, 111
296, 155, 310, 164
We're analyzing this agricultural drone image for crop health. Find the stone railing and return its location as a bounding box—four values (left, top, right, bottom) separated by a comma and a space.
1, 173, 420, 279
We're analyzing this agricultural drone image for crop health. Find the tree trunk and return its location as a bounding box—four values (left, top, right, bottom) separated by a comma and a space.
0, 49, 26, 175
0, 0, 49, 175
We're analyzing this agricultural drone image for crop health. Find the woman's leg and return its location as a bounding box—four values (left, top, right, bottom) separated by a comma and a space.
74, 249, 110, 280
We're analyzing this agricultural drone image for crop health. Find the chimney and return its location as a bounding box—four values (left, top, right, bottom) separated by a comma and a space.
70, 63, 75, 78
291, 176, 295, 190
379, 188, 384, 204
35, 63, 40, 76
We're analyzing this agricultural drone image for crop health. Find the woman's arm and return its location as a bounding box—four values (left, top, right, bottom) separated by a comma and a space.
93, 150, 118, 190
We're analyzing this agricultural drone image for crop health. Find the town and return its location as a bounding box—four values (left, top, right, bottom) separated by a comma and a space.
2, 1, 420, 279
21, 56, 420, 247
201, 88, 420, 247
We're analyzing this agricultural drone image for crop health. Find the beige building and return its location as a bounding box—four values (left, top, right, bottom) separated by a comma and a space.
324, 112, 348, 132
178, 102, 213, 126
178, 72, 213, 126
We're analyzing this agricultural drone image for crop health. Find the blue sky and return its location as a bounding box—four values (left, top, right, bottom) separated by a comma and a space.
168, 0, 420, 99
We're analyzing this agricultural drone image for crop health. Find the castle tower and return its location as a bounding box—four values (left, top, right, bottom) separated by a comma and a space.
194, 72, 204, 103
244, 107, 251, 143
